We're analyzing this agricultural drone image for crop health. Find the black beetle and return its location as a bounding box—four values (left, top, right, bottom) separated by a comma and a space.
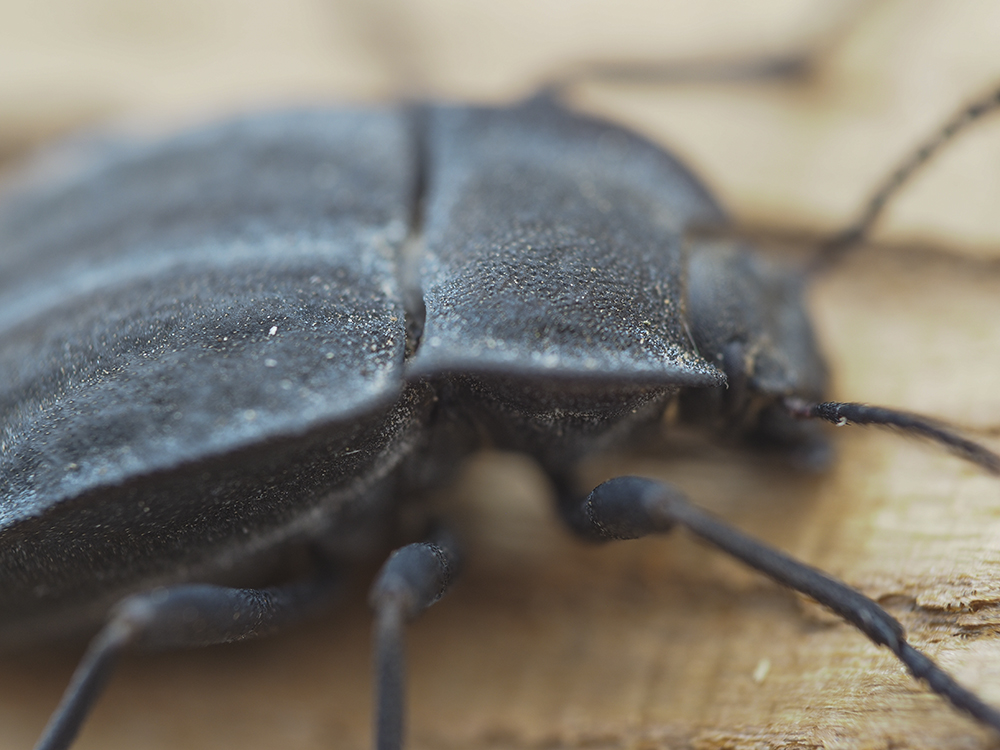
2, 86, 1000, 750
5, 4, 1000, 748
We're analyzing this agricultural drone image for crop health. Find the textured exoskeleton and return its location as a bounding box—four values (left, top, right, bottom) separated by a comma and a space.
0, 98, 827, 646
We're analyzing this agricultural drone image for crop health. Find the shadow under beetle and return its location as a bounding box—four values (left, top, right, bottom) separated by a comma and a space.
1, 85, 999, 750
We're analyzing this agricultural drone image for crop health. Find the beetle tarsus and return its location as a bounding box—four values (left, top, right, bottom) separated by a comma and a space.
369, 533, 461, 750
561, 476, 1000, 734
897, 641, 1000, 730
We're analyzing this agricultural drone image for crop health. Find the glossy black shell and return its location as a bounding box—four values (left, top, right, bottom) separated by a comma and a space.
0, 97, 823, 643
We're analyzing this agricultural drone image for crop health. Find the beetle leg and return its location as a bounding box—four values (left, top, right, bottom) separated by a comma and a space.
369, 530, 461, 750
34, 568, 339, 750
542, 52, 812, 98
558, 475, 1000, 733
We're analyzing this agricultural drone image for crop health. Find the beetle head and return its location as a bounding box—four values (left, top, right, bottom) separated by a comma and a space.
680, 240, 831, 469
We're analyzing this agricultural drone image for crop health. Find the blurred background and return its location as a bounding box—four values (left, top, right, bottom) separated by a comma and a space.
1, 2, 1000, 750
3, 0, 1000, 255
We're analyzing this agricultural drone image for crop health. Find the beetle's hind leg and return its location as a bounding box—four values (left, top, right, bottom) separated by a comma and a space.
557, 476, 1000, 734
34, 565, 339, 750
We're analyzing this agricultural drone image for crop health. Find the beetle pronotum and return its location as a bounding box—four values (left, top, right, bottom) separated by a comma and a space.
2, 2, 1000, 750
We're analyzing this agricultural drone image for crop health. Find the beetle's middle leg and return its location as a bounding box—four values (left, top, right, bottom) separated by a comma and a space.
556, 475, 1000, 734
368, 528, 462, 750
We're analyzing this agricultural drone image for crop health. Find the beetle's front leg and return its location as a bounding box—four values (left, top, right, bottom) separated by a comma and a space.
558, 475, 1000, 734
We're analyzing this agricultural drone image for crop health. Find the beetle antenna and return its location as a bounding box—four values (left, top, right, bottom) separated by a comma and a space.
561, 477, 1000, 733
814, 83, 1000, 271
784, 398, 1000, 475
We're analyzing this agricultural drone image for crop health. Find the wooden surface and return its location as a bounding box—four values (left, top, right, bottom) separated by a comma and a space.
1, 1, 1000, 749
